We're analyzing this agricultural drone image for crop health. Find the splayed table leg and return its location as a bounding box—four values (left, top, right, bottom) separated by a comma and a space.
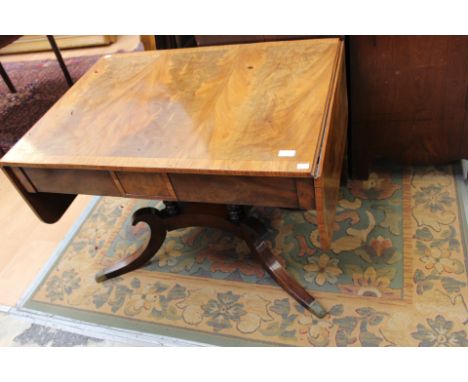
95, 202, 327, 318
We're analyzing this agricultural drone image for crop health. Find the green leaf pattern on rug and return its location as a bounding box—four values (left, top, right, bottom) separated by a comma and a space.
296, 304, 392, 346
413, 184, 456, 231
202, 292, 246, 332
330, 307, 390, 347
152, 284, 188, 320
411, 169, 468, 314
411, 315, 468, 347
45, 269, 81, 302
260, 298, 298, 339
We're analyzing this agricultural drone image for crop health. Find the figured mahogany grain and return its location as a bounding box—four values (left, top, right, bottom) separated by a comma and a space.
115, 172, 177, 199
0, 38, 347, 250
295, 178, 315, 210
1, 39, 342, 177
169, 173, 300, 208
2, 167, 76, 224
314, 42, 348, 250
23, 168, 120, 197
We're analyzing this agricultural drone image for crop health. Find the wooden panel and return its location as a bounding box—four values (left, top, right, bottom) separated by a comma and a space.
2, 167, 76, 224
1, 38, 341, 177
115, 172, 176, 199
10, 167, 36, 193
295, 178, 315, 210
170, 174, 301, 208
349, 36, 468, 178
23, 168, 120, 196
315, 41, 348, 250
140, 35, 157, 51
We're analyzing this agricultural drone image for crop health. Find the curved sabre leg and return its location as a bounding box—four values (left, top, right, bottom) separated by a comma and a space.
95, 203, 327, 318
95, 207, 167, 282
240, 218, 327, 318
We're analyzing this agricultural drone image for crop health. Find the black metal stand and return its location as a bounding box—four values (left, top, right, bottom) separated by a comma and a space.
1, 36, 73, 93
0, 61, 16, 93
46, 35, 73, 87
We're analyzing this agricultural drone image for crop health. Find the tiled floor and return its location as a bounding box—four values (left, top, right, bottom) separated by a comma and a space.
0, 307, 198, 346
0, 310, 112, 347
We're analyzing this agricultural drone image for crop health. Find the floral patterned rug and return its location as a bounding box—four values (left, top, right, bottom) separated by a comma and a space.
24, 165, 468, 346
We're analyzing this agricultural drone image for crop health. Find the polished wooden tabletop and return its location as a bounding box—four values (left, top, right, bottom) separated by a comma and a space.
2, 38, 342, 177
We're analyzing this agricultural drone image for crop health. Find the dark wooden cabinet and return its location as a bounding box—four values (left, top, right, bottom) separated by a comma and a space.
349, 36, 468, 178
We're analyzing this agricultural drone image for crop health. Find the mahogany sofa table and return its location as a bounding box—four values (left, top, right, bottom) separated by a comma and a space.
0, 38, 347, 318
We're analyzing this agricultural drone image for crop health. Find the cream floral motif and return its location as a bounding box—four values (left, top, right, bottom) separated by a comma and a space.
412, 315, 468, 347
177, 289, 272, 333
349, 172, 401, 200
235, 294, 273, 333
298, 314, 333, 346
339, 266, 396, 298
157, 240, 183, 267
177, 287, 214, 326
201, 292, 246, 331
308, 320, 333, 346
419, 246, 464, 274
412, 181, 456, 231
413, 207, 455, 232
303, 254, 343, 286
67, 284, 101, 306
124, 284, 161, 316
362, 173, 385, 192
182, 305, 204, 325
338, 198, 362, 210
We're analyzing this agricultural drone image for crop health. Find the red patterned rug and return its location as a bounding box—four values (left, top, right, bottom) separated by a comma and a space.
0, 55, 103, 155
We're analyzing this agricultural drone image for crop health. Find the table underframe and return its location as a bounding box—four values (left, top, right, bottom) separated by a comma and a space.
95, 201, 327, 318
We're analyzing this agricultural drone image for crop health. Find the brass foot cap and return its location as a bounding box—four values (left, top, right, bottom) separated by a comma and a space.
308, 300, 327, 318
95, 271, 108, 283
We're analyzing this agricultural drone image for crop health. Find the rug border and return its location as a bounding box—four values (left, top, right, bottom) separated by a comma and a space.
23, 300, 281, 347
18, 196, 101, 307
402, 168, 414, 303
20, 196, 282, 346
454, 162, 468, 277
